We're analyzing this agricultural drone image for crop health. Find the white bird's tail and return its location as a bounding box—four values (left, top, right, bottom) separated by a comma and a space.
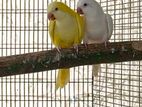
92, 64, 101, 77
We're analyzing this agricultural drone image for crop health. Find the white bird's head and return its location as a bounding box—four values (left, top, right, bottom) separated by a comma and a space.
77, 0, 102, 16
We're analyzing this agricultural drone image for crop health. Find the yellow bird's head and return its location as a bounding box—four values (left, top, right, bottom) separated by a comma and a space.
47, 2, 74, 21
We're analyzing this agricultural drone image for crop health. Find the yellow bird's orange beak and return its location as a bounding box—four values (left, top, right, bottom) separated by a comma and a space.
77, 7, 84, 14
48, 13, 55, 20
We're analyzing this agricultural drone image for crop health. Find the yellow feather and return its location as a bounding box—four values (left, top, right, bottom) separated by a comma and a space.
55, 69, 70, 90
48, 2, 85, 90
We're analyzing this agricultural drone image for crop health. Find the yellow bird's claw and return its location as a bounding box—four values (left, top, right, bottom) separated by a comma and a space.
56, 47, 61, 54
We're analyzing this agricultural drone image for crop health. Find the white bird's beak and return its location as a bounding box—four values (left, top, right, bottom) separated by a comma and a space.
77, 7, 84, 14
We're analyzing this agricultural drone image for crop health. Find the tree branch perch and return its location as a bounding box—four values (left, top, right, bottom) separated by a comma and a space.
0, 41, 142, 77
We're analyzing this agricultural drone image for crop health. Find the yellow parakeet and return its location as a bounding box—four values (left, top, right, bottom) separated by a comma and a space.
47, 2, 85, 90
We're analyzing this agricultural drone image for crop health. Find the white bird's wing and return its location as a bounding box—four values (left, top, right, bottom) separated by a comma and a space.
105, 14, 113, 40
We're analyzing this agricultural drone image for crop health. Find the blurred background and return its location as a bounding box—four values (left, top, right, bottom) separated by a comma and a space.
0, 0, 141, 107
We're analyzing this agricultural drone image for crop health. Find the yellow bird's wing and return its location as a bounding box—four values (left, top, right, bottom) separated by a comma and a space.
49, 20, 61, 47
74, 14, 85, 44
49, 20, 56, 44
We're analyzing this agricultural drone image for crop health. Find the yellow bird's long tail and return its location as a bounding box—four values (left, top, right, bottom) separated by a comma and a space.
55, 69, 70, 90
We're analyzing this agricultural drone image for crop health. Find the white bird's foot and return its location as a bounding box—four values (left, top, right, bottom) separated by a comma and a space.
104, 41, 110, 48
84, 43, 88, 49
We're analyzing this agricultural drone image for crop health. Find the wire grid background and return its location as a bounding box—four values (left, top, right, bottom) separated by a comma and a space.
0, 0, 141, 107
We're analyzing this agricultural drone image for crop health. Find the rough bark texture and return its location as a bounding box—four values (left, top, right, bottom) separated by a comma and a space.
0, 41, 142, 77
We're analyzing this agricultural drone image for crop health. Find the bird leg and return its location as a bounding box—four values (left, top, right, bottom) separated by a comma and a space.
84, 43, 89, 49
56, 47, 61, 54
104, 41, 110, 48
73, 44, 79, 54
53, 47, 62, 63
83, 39, 89, 49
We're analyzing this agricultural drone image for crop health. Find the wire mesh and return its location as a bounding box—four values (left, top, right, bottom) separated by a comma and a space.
0, 0, 141, 107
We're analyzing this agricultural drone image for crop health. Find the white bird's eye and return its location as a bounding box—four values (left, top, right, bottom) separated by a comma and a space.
84, 3, 87, 6
55, 7, 58, 11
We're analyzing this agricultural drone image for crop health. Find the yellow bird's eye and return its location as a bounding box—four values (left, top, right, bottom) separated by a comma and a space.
55, 7, 58, 11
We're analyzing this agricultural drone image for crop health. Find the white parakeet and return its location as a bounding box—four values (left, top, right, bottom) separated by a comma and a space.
77, 0, 113, 77
47, 1, 85, 90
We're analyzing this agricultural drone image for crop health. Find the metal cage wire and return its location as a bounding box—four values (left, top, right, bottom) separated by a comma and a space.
0, 0, 141, 107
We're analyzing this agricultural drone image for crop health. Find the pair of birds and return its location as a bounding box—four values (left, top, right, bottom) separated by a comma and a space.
47, 0, 113, 90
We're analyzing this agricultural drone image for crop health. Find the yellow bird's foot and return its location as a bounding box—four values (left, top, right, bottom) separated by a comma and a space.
56, 47, 61, 54
53, 47, 62, 62
73, 44, 79, 54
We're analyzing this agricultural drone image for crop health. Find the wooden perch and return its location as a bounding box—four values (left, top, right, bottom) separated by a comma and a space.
0, 41, 142, 77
